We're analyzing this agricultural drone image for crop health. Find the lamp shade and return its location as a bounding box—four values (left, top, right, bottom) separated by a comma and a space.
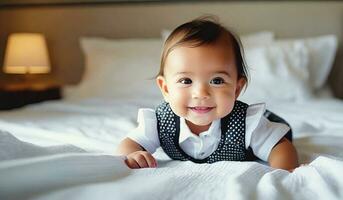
3, 33, 51, 74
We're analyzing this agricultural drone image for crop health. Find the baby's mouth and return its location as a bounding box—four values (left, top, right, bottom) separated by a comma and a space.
188, 106, 214, 114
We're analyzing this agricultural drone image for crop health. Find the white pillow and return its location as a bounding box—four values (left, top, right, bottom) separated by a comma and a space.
65, 32, 275, 100
276, 35, 338, 90
239, 34, 338, 103
239, 39, 312, 103
64, 38, 163, 100
65, 33, 337, 102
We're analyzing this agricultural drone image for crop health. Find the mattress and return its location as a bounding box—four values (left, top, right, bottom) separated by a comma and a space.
0, 96, 343, 200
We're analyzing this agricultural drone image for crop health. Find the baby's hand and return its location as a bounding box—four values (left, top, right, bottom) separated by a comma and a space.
125, 150, 157, 169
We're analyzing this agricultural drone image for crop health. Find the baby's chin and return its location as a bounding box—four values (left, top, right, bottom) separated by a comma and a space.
190, 121, 212, 127
185, 117, 220, 127
176, 110, 229, 126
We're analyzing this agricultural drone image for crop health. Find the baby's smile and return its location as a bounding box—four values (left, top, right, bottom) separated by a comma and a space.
188, 106, 215, 114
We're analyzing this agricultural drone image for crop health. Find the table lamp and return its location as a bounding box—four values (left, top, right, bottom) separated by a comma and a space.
3, 33, 51, 74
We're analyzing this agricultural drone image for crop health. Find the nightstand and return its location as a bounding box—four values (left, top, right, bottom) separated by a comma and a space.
0, 82, 62, 110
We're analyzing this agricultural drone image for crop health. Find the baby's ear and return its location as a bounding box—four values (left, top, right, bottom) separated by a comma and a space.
156, 76, 169, 102
235, 77, 246, 99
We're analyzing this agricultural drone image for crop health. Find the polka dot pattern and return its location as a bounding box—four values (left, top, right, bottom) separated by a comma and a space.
156, 101, 249, 164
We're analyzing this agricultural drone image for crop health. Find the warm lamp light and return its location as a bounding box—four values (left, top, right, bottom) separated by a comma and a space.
3, 33, 51, 74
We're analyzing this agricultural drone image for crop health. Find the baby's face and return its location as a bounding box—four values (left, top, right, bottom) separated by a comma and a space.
157, 42, 245, 130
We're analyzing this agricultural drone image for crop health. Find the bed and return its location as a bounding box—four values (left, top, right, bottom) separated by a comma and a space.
1, 1, 343, 200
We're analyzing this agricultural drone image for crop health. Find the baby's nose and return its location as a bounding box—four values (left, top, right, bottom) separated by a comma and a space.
192, 84, 210, 99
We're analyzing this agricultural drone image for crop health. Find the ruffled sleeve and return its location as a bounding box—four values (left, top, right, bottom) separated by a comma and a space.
245, 103, 290, 162
126, 108, 160, 154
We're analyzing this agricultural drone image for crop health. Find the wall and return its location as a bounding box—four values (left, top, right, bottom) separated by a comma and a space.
0, 1, 342, 96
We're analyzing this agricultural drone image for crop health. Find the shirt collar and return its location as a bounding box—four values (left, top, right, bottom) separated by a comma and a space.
179, 118, 221, 143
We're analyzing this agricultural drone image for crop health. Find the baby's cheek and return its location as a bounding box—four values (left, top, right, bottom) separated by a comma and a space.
216, 96, 235, 116
219, 104, 234, 118
169, 103, 186, 118
168, 94, 188, 117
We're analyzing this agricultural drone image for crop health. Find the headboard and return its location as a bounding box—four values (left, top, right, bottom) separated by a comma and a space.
0, 1, 342, 97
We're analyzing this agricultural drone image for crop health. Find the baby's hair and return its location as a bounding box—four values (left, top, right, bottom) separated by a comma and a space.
158, 15, 249, 86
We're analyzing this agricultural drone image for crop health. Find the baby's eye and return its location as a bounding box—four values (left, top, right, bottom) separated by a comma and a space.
178, 78, 192, 84
210, 77, 225, 85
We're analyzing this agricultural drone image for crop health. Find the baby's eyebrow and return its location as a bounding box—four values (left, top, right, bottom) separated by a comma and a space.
173, 71, 231, 77
174, 72, 191, 75
213, 71, 231, 77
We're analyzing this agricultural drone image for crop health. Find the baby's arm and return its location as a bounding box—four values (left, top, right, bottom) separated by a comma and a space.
268, 137, 299, 172
116, 138, 157, 169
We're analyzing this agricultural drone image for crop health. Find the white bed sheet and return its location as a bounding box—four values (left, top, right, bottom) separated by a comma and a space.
1, 96, 343, 200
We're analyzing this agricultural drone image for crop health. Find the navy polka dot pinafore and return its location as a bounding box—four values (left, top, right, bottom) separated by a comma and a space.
155, 100, 293, 163
156, 100, 249, 163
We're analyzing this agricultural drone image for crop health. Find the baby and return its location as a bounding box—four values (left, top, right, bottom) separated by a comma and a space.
117, 17, 299, 171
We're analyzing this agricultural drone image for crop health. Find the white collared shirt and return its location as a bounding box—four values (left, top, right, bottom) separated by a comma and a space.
127, 103, 290, 161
